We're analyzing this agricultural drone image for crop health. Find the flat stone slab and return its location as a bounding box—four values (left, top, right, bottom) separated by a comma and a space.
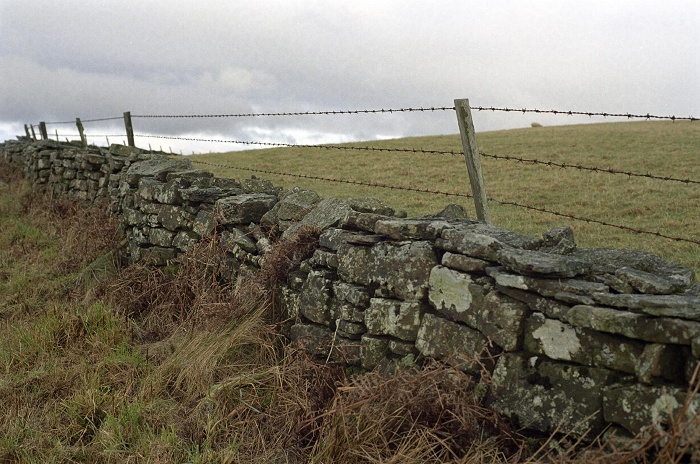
497, 247, 591, 278
615, 266, 688, 294
214, 194, 277, 225
591, 293, 700, 321
487, 267, 608, 296
283, 198, 352, 238
436, 230, 505, 261
563, 305, 700, 345
374, 218, 450, 241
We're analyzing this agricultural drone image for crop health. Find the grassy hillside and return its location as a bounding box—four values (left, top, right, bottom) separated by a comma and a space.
190, 120, 700, 275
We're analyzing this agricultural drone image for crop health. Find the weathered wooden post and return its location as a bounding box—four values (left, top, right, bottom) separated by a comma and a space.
24, 124, 31, 139
30, 125, 37, 140
55, 129, 59, 142
454, 99, 491, 224
76, 118, 88, 147
39, 122, 48, 140
123, 111, 135, 147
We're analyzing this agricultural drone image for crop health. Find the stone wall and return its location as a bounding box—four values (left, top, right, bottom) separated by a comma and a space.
3, 137, 699, 439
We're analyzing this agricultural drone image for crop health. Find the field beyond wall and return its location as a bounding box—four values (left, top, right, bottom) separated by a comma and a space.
191, 120, 700, 275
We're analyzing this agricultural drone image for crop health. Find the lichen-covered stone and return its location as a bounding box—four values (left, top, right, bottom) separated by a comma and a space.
591, 293, 700, 321
332, 281, 371, 308
389, 339, 418, 356
489, 353, 625, 436
524, 313, 646, 374
281, 287, 300, 320
261, 187, 321, 229
218, 229, 254, 254
298, 270, 334, 325
172, 230, 200, 252
441, 252, 490, 273
193, 210, 215, 237
337, 320, 366, 338
564, 305, 700, 345
635, 343, 686, 383
615, 266, 688, 294
497, 247, 591, 278
158, 205, 195, 231
539, 226, 576, 254
153, 178, 187, 205
337, 241, 437, 300
361, 335, 389, 370
487, 267, 608, 296
374, 218, 448, 241
214, 194, 277, 225
497, 286, 572, 320
415, 313, 491, 374
180, 186, 244, 203
125, 158, 192, 186
347, 197, 395, 216
429, 267, 527, 350
436, 230, 505, 261
571, 248, 694, 287
340, 211, 389, 233
603, 383, 700, 435
290, 323, 333, 357
283, 198, 352, 238
309, 249, 338, 269
148, 228, 175, 247
365, 298, 424, 341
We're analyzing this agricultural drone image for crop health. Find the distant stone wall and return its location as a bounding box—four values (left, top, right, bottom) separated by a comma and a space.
3, 137, 699, 439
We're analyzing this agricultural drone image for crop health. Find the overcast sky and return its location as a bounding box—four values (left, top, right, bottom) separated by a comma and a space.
1, 1, 698, 153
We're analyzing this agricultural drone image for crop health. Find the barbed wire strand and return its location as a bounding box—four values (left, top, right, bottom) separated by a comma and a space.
188, 158, 700, 246
44, 116, 123, 125
132, 106, 697, 121
131, 134, 700, 185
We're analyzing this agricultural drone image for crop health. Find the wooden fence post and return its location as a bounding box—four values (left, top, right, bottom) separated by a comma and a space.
24, 124, 31, 139
39, 122, 48, 140
55, 129, 59, 142
454, 98, 491, 224
30, 125, 37, 140
123, 111, 135, 147
76, 118, 87, 147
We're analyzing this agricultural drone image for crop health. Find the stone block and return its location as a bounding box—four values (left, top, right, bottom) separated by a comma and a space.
299, 270, 334, 325
173, 230, 200, 252
153, 178, 187, 205
125, 158, 192, 186
337, 241, 438, 300
347, 197, 395, 216
603, 383, 700, 435
365, 298, 424, 341
283, 198, 352, 238
158, 205, 195, 231
436, 230, 504, 261
180, 186, 244, 203
193, 210, 215, 237
564, 305, 700, 345
332, 282, 371, 308
374, 218, 448, 241
290, 323, 333, 357
590, 293, 700, 321
441, 252, 490, 273
148, 228, 175, 247
361, 335, 390, 370
496, 247, 591, 278
524, 312, 644, 374
219, 228, 257, 253
214, 194, 277, 225
415, 313, 491, 374
489, 353, 625, 436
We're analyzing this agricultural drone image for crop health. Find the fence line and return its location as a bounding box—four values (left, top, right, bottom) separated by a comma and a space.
27, 100, 699, 247
54, 131, 700, 186
190, 158, 700, 246
130, 106, 697, 122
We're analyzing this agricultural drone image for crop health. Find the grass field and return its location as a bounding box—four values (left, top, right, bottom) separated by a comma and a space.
190, 120, 700, 275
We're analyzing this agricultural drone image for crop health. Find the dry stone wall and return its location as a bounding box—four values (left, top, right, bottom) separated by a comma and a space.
3, 137, 699, 439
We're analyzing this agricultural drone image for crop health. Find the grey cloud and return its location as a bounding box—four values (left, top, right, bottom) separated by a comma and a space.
1, 0, 698, 148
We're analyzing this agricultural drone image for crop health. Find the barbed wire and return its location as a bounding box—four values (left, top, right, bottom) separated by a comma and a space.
188, 158, 700, 246
471, 106, 697, 121
479, 151, 700, 185
43, 116, 123, 125
133, 133, 462, 156
131, 105, 696, 121
133, 107, 455, 118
